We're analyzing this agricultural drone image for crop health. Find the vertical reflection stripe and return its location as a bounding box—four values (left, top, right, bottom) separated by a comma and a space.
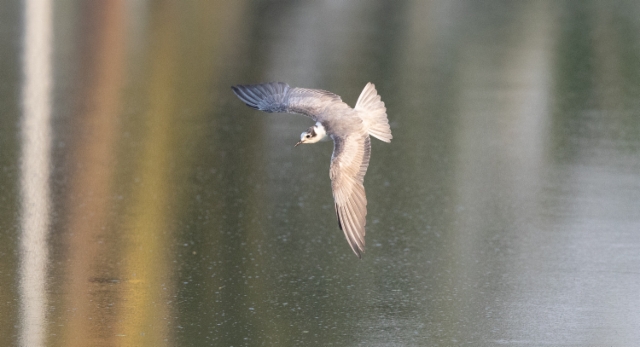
19, 1, 52, 347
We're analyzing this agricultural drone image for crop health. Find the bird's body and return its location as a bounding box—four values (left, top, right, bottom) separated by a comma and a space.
231, 82, 392, 258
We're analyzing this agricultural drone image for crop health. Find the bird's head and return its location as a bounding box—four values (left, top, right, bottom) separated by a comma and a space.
295, 123, 327, 147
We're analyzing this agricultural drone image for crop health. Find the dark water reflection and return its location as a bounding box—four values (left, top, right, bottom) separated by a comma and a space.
2, 1, 640, 346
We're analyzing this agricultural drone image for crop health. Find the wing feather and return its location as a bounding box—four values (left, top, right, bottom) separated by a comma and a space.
330, 134, 371, 258
231, 82, 343, 121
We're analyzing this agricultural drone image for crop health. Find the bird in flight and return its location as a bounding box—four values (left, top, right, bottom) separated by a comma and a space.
231, 82, 392, 258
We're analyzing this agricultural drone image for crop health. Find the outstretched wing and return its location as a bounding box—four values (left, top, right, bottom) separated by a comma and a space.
330, 133, 371, 258
231, 82, 343, 121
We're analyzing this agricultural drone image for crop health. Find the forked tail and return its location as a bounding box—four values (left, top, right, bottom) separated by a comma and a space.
354, 83, 392, 143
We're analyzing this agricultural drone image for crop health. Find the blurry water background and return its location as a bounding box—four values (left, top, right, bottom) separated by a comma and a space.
1, 1, 640, 346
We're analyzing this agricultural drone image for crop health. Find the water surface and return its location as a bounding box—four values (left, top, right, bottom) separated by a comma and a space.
1, 1, 640, 346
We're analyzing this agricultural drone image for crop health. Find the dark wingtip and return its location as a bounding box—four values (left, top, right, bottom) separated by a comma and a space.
354, 244, 365, 259
231, 82, 293, 112
335, 203, 365, 258
231, 84, 260, 110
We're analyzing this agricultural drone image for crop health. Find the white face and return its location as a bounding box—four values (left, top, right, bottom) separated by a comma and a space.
300, 130, 317, 143
296, 123, 327, 146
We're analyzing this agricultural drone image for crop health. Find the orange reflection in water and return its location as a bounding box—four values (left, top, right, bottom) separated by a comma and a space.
57, 1, 127, 347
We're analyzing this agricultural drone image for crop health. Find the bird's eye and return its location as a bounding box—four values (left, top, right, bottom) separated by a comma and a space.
306, 134, 311, 138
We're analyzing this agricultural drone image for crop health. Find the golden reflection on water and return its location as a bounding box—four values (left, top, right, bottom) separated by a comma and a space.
115, 2, 180, 345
